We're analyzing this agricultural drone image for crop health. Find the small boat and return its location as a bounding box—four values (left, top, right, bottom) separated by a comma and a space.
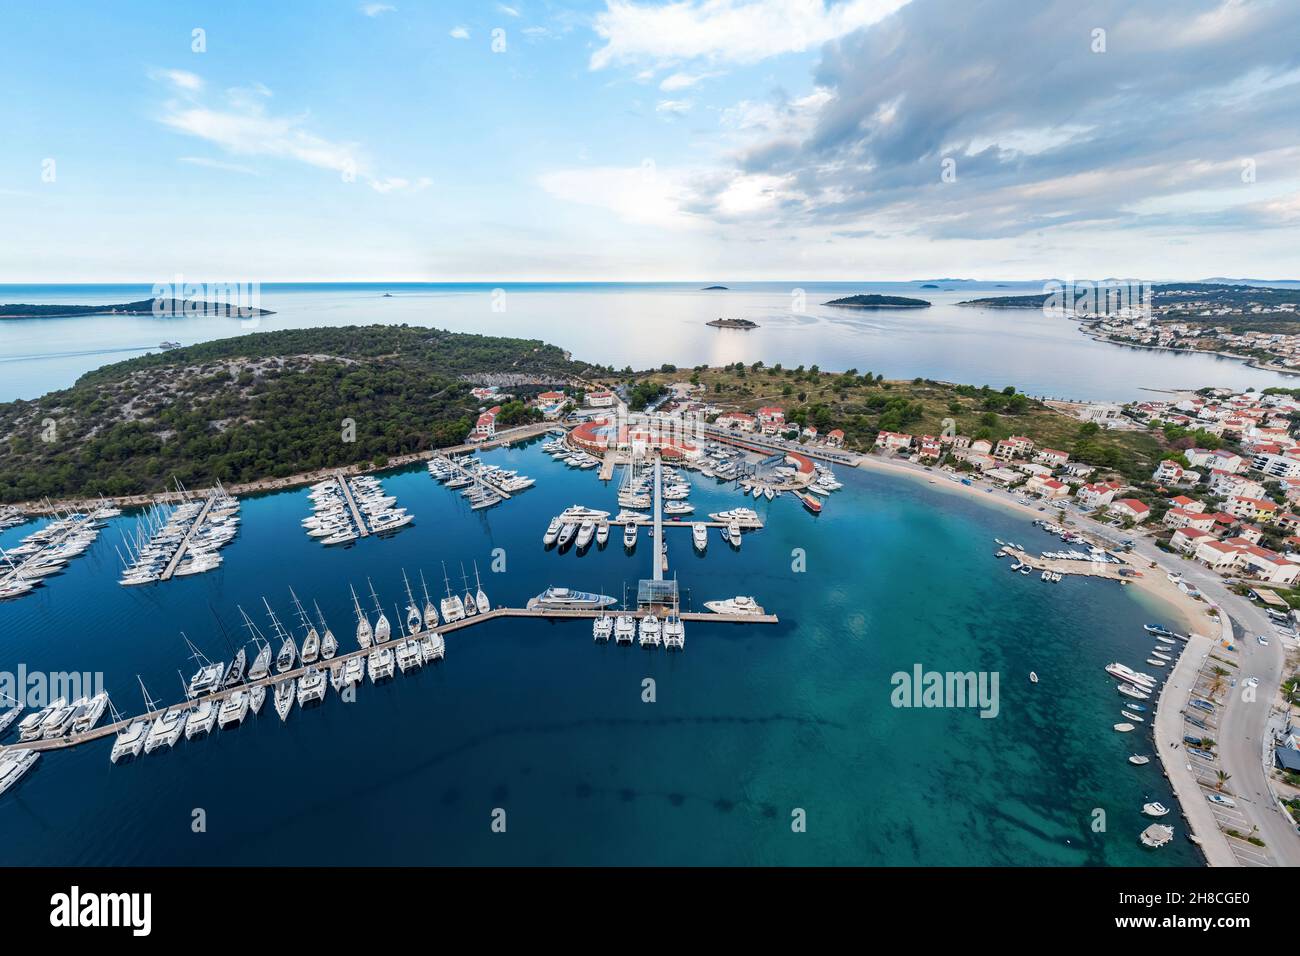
1113, 722, 1135, 733
1146, 658, 1166, 667
1128, 754, 1150, 766
1144, 624, 1174, 636
764, 487, 775, 501
1142, 802, 1170, 817
1121, 710, 1144, 723
1139, 824, 1174, 848
1029, 672, 1039, 684
1155, 635, 1176, 645
71, 692, 108, 734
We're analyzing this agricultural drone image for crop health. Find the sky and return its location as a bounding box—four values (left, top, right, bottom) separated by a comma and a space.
1, 0, 1298, 282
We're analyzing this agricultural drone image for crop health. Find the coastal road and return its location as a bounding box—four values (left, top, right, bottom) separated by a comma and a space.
857, 452, 1300, 866
1123, 536, 1299, 866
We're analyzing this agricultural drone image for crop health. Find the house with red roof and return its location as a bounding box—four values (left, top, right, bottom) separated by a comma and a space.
875, 430, 913, 451
1033, 448, 1069, 467
1163, 508, 1216, 532
1076, 480, 1121, 510
1108, 498, 1150, 523
995, 435, 1034, 459
472, 405, 502, 440
826, 428, 845, 447
1170, 527, 1213, 554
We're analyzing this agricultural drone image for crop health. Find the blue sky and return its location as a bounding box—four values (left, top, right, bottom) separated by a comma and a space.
2, 0, 1298, 281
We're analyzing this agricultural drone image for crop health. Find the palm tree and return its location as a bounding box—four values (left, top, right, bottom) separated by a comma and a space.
1215, 770, 1232, 792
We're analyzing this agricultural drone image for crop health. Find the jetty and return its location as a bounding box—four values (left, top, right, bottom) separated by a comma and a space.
334, 471, 371, 537
0, 604, 776, 757
439, 454, 512, 501
158, 494, 217, 581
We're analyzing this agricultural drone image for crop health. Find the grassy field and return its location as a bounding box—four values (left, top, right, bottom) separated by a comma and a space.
633, 365, 1171, 480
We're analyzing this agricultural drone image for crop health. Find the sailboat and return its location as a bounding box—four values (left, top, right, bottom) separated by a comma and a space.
351, 583, 373, 649
403, 570, 424, 635
473, 561, 489, 615
240, 606, 273, 681
440, 562, 466, 623
419, 570, 440, 629
314, 599, 338, 660
264, 598, 298, 673
368, 578, 391, 642
460, 564, 479, 617
290, 587, 320, 664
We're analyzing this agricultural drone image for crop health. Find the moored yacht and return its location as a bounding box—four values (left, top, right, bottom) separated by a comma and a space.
0, 749, 39, 798
273, 680, 294, 721
543, 517, 562, 546
692, 523, 708, 552
297, 667, 327, 706
638, 614, 662, 647
623, 521, 637, 549
614, 614, 636, 644
528, 587, 618, 610
144, 707, 187, 753
185, 699, 217, 738
218, 690, 250, 728
110, 718, 149, 763
703, 595, 764, 615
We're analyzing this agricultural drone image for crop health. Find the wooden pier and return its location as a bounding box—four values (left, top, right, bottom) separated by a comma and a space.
158, 494, 217, 581
599, 450, 617, 481
0, 604, 777, 757
334, 470, 371, 537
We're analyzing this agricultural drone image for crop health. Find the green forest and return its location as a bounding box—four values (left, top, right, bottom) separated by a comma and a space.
0, 325, 589, 502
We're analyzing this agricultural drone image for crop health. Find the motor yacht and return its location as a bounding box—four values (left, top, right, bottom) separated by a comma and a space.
703, 596, 764, 615
528, 587, 617, 610
0, 750, 39, 798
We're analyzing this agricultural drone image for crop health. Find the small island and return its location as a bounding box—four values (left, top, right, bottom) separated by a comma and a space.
823, 294, 931, 309
958, 294, 1050, 309
706, 317, 758, 329
701, 285, 729, 291
920, 283, 939, 289
0, 298, 276, 319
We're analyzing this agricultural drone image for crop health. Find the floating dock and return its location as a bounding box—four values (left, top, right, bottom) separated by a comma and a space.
0, 604, 776, 756
438, 455, 513, 501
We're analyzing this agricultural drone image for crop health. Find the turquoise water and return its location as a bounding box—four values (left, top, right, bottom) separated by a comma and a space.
0, 442, 1199, 865
1, 281, 1294, 402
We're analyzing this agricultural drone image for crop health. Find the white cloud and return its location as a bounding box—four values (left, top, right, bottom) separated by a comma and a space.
178, 156, 260, 175
659, 71, 718, 91
590, 0, 912, 69
496, 4, 521, 16
655, 99, 692, 115
153, 68, 204, 93
450, 25, 470, 39
539, 164, 704, 230
152, 71, 427, 192
360, 3, 396, 16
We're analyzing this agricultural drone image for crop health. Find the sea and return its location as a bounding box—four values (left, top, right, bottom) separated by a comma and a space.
1, 281, 1298, 403
0, 440, 1201, 865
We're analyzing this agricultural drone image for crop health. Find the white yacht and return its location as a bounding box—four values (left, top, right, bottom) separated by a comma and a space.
144, 708, 187, 753
0, 700, 23, 736
315, 601, 338, 659
614, 614, 636, 644
419, 572, 440, 630
353, 582, 374, 650
1142, 802, 1170, 817
727, 521, 743, 548
623, 522, 637, 549
575, 521, 596, 549
559, 505, 610, 521
369, 579, 392, 642
593, 613, 613, 642
185, 699, 217, 739
420, 631, 446, 663
110, 719, 149, 763
249, 684, 266, 715
528, 587, 617, 610
1140, 824, 1174, 848
368, 646, 395, 683
692, 523, 708, 552
40, 701, 79, 739
402, 570, 424, 635
596, 522, 610, 546
274, 680, 294, 721
638, 615, 662, 647
18, 698, 66, 742
703, 596, 764, 615
297, 668, 327, 706
662, 615, 685, 650
0, 750, 39, 798
440, 564, 466, 623
218, 690, 250, 728
473, 563, 489, 615
543, 518, 562, 546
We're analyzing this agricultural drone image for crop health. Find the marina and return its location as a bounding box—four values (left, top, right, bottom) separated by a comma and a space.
0, 434, 1199, 866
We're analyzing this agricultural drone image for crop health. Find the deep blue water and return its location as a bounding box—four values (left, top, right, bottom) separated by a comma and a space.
1, 281, 1296, 402
0, 442, 1199, 865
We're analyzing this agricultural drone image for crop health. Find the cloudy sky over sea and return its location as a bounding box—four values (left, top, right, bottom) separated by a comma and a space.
3, 0, 1298, 281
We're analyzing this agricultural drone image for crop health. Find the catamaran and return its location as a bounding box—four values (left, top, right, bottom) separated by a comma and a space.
184, 699, 217, 738
638, 614, 662, 647
593, 609, 613, 642
109, 696, 148, 764
144, 697, 187, 754
183, 635, 225, 698
297, 667, 327, 706
440, 563, 466, 623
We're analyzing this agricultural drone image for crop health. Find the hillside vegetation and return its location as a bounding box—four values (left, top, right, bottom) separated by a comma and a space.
0, 325, 588, 502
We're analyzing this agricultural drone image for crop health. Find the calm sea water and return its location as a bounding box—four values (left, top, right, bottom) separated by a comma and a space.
0, 442, 1199, 865
0, 281, 1296, 403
